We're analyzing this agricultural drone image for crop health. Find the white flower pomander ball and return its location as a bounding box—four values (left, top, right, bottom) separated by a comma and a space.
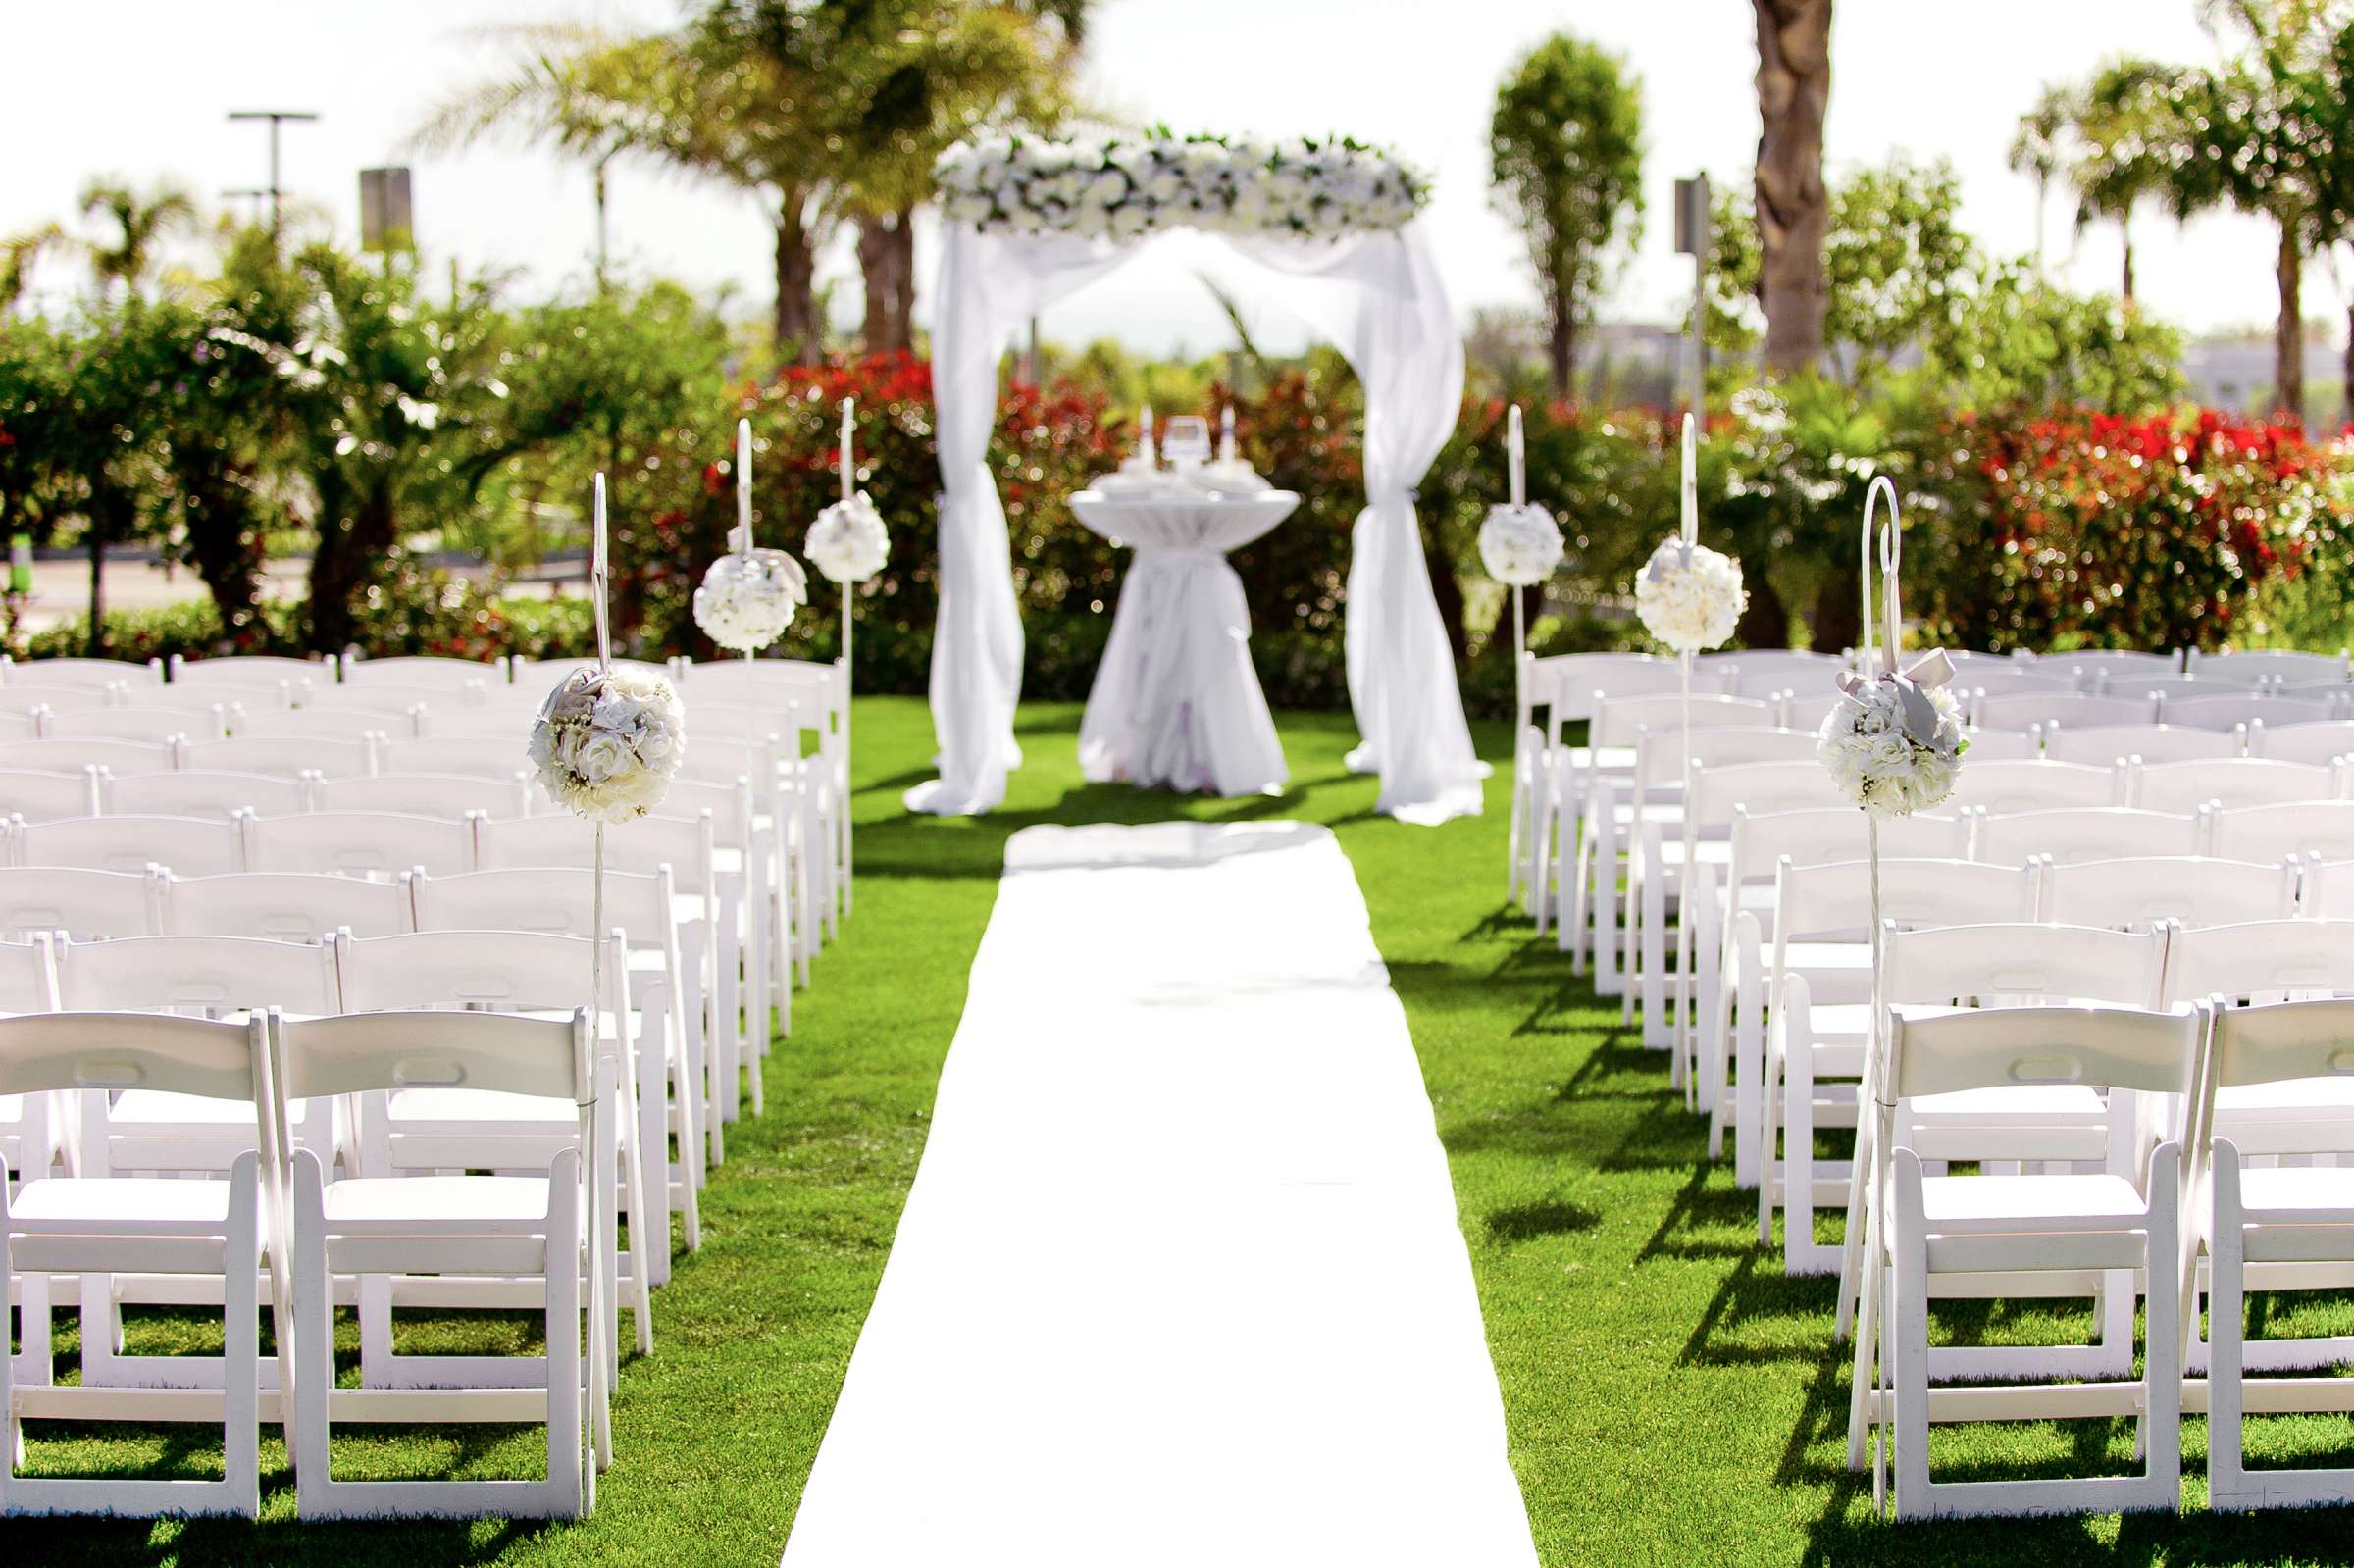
806, 492, 891, 583
1633, 538, 1747, 653
528, 665, 687, 825
1816, 672, 1966, 819
1477, 503, 1564, 587
692, 547, 808, 652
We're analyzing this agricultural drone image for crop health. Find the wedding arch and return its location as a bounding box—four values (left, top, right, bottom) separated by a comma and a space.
902, 131, 1485, 825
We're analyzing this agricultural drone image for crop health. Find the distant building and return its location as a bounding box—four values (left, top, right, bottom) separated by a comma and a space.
2181, 335, 2341, 418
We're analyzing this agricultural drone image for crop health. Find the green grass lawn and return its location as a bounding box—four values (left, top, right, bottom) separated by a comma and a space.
16, 695, 2354, 1564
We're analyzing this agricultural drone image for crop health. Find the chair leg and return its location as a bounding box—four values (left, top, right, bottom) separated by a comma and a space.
291, 1153, 334, 1516
223, 1157, 261, 1519
546, 1150, 586, 1520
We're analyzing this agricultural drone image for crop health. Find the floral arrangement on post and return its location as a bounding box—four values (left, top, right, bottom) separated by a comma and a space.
1478, 405, 1564, 593
693, 420, 809, 652
934, 131, 1427, 241
529, 479, 687, 825
805, 395, 892, 586
1632, 418, 1746, 655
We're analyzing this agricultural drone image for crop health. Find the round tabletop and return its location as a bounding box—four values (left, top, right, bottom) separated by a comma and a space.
1069, 490, 1301, 554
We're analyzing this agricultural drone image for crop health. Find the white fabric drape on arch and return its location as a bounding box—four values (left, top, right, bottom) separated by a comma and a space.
905, 219, 1484, 824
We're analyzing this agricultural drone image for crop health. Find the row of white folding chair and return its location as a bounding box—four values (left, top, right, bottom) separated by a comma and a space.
0, 655, 164, 687
674, 657, 852, 930
2184, 646, 2349, 685
0, 1002, 604, 1519
1974, 687, 2349, 735
0, 766, 540, 824
1852, 989, 2354, 1518
0, 862, 711, 1264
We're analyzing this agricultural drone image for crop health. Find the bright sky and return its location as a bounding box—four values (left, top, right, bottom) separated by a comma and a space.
0, 1, 2323, 355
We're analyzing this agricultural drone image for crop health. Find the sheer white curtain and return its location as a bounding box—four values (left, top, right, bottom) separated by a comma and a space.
907, 218, 1483, 824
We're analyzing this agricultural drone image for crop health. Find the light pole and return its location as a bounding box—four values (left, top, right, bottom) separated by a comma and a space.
228, 109, 320, 237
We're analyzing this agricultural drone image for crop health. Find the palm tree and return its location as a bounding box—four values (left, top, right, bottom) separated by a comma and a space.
411, 24, 691, 290
0, 224, 62, 311
77, 178, 197, 300
2062, 59, 2187, 303
1752, 0, 1833, 375
2009, 86, 2072, 270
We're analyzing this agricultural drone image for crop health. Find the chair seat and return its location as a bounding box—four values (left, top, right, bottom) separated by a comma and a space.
12, 1175, 232, 1232
2217, 1079, 2354, 1117
1919, 1172, 2146, 1228
2239, 1165, 2354, 1220
1782, 941, 1871, 971
388, 1087, 575, 1125
113, 1089, 257, 1126
1911, 1085, 2109, 1121
321, 1175, 551, 1229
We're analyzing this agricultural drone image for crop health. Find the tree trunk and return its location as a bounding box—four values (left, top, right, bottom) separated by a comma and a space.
1735, 565, 1787, 649
2343, 301, 2354, 429
2276, 222, 2304, 425
306, 475, 398, 656
1753, 0, 1832, 377
856, 207, 917, 353
772, 196, 822, 367
2121, 226, 2134, 304
1546, 299, 1574, 401
85, 510, 106, 657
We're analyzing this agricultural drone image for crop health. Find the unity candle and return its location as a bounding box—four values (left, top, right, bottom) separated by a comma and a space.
1507, 404, 1525, 509
839, 397, 856, 503
735, 418, 752, 553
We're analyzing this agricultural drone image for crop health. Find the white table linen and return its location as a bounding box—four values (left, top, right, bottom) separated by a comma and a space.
780, 823, 1539, 1568
1071, 489, 1297, 798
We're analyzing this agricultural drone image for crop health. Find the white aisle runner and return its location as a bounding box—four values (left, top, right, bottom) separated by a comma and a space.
781, 823, 1538, 1568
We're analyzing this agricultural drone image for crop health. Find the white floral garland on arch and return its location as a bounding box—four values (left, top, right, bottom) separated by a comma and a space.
934, 131, 1428, 241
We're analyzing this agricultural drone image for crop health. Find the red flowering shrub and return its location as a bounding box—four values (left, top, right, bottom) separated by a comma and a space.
1917, 410, 2344, 652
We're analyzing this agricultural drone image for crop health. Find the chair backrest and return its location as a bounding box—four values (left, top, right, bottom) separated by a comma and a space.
1956, 728, 2043, 761
415, 708, 544, 741
298, 683, 455, 717
1942, 759, 2120, 816
1950, 667, 2078, 699
231, 707, 406, 743
2132, 757, 2334, 814
2207, 996, 2354, 1090
163, 870, 412, 939
0, 934, 58, 1012
410, 865, 677, 949
0, 1008, 259, 1102
168, 653, 333, 686
54, 934, 340, 1015
376, 734, 525, 780
1593, 692, 1775, 750
1527, 653, 1673, 726
0, 767, 100, 822
1974, 691, 2159, 733
2207, 799, 2354, 864
477, 810, 717, 891
2043, 723, 2241, 767
9, 657, 163, 688
1887, 1002, 2199, 1102
2061, 651, 2182, 685
1686, 758, 1840, 830
272, 1005, 588, 1104
2248, 719, 2354, 766
242, 810, 477, 880
333, 928, 602, 1014
1775, 857, 2038, 944
339, 655, 504, 688
13, 813, 243, 877
2042, 855, 2297, 930
39, 705, 220, 743
2184, 647, 2348, 686
2161, 919, 2354, 1005
105, 769, 308, 820
2164, 693, 2334, 733
0, 736, 175, 776
1972, 806, 2201, 866
181, 734, 377, 780
0, 683, 120, 714
653, 774, 757, 839
1883, 921, 2169, 1009
315, 771, 533, 820
1726, 807, 1968, 896
0, 866, 158, 938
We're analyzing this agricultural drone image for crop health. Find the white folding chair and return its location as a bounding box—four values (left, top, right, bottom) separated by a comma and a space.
103, 769, 308, 820
0, 936, 64, 1205
2166, 693, 2339, 733
1507, 653, 1670, 909
1953, 727, 2042, 760
38, 706, 223, 743
11, 813, 244, 877
162, 871, 414, 940
278, 1006, 600, 1520
0, 866, 159, 939
339, 655, 502, 689
2184, 648, 2347, 687
1973, 691, 2159, 733
2042, 856, 2298, 929
0, 737, 176, 777
1948, 666, 2078, 699
377, 734, 528, 781
2191, 996, 2354, 1510
167, 653, 332, 687
2130, 757, 2337, 814
410, 866, 705, 1270
1852, 1003, 2196, 1520
242, 810, 478, 880
0, 683, 123, 715
0, 1011, 278, 1519
1971, 805, 2204, 866
0, 768, 101, 823
7, 656, 164, 688
232, 708, 407, 743
1941, 758, 2122, 817
2061, 650, 2182, 688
